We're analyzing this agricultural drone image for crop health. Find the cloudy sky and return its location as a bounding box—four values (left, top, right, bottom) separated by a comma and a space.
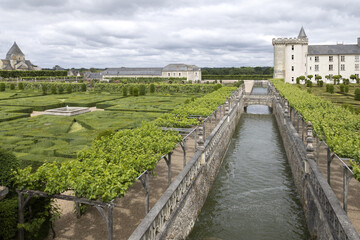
0, 0, 359, 69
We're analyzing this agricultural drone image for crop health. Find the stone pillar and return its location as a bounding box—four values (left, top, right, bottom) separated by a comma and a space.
225, 100, 230, 122
305, 121, 314, 174
197, 126, 205, 165
284, 101, 289, 125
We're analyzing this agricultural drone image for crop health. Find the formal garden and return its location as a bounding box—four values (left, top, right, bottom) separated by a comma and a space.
0, 79, 240, 239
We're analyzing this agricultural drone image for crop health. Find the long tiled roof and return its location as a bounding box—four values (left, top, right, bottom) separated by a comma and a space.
104, 67, 163, 76
308, 44, 360, 55
163, 64, 200, 71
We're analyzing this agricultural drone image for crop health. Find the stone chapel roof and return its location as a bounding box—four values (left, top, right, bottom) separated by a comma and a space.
6, 42, 24, 60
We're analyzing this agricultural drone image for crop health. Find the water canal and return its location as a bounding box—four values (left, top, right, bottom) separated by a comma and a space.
187, 88, 310, 240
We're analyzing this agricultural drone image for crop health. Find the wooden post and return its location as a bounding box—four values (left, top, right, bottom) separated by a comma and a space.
18, 192, 24, 240
342, 166, 353, 213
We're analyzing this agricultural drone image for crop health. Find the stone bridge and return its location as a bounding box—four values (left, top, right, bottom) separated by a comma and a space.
243, 94, 274, 108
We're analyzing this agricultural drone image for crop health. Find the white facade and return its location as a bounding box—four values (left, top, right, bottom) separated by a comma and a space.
273, 28, 360, 83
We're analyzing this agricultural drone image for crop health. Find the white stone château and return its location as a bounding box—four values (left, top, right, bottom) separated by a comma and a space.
101, 64, 201, 81
273, 27, 360, 83
0, 42, 41, 70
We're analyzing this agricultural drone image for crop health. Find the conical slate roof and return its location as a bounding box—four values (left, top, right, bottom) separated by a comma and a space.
6, 42, 24, 60
298, 27, 307, 39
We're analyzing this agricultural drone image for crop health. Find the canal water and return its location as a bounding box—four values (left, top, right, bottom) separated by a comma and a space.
187, 88, 310, 240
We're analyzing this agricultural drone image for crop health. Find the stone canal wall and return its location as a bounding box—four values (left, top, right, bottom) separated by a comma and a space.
271, 83, 360, 240
129, 86, 245, 240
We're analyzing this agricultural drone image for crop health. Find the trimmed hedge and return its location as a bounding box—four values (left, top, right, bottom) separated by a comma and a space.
202, 75, 272, 80
94, 83, 216, 94
0, 82, 86, 94
0, 70, 67, 78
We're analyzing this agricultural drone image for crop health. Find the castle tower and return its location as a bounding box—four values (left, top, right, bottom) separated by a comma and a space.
6, 42, 25, 61
272, 27, 308, 83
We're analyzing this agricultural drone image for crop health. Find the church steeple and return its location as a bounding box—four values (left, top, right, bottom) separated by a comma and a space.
6, 42, 25, 61
298, 27, 307, 39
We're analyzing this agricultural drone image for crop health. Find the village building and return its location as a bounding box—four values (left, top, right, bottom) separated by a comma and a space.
101, 63, 201, 81
0, 42, 41, 70
273, 27, 360, 83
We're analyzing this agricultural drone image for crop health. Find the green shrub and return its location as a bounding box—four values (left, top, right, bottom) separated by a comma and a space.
0, 148, 19, 187
341, 103, 355, 113
340, 84, 345, 93
133, 87, 139, 96
18, 82, 24, 90
319, 80, 324, 87
51, 85, 57, 94
81, 83, 87, 92
150, 83, 155, 93
306, 80, 312, 88
58, 85, 64, 94
66, 85, 72, 93
10, 83, 15, 90
41, 84, 47, 95
139, 84, 146, 96
122, 86, 128, 97
0, 82, 5, 91
344, 85, 349, 93
214, 83, 222, 90
355, 88, 360, 101
129, 85, 134, 95
326, 84, 334, 94
0, 197, 18, 240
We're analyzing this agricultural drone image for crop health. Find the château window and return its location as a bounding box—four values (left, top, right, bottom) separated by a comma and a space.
168, 73, 170, 76
310, 66, 312, 70
309, 57, 312, 61
315, 56, 319, 62
315, 65, 319, 71
291, 66, 294, 71
179, 73, 181, 76
341, 56, 345, 62
355, 56, 360, 62
341, 64, 345, 71
292, 77, 294, 82
329, 56, 333, 62
291, 55, 294, 60
292, 45, 294, 50
355, 64, 359, 71
173, 73, 176, 76
329, 65, 333, 71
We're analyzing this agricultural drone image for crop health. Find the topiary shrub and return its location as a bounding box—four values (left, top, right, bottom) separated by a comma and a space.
10, 83, 15, 90
41, 84, 47, 95
66, 85, 72, 94
139, 84, 146, 96
133, 87, 139, 96
58, 85, 64, 94
81, 83, 87, 92
122, 86, 128, 97
51, 85, 57, 94
344, 85, 349, 93
0, 148, 19, 187
150, 83, 155, 93
0, 83, 5, 91
355, 88, 360, 100
18, 82, 24, 90
339, 84, 345, 93
319, 80, 324, 87
326, 84, 334, 94
129, 86, 134, 95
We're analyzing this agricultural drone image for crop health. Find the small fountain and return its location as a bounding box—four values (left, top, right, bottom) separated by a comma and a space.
44, 105, 90, 116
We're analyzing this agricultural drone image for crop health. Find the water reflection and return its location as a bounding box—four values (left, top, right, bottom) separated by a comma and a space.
187, 111, 310, 240
246, 105, 271, 114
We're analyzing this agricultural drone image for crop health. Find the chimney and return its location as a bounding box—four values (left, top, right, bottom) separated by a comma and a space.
358, 37, 360, 47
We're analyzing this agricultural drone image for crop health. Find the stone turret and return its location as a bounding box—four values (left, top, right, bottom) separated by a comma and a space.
272, 27, 308, 82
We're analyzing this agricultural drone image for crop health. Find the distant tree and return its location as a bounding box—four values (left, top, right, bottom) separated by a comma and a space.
333, 75, 341, 85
